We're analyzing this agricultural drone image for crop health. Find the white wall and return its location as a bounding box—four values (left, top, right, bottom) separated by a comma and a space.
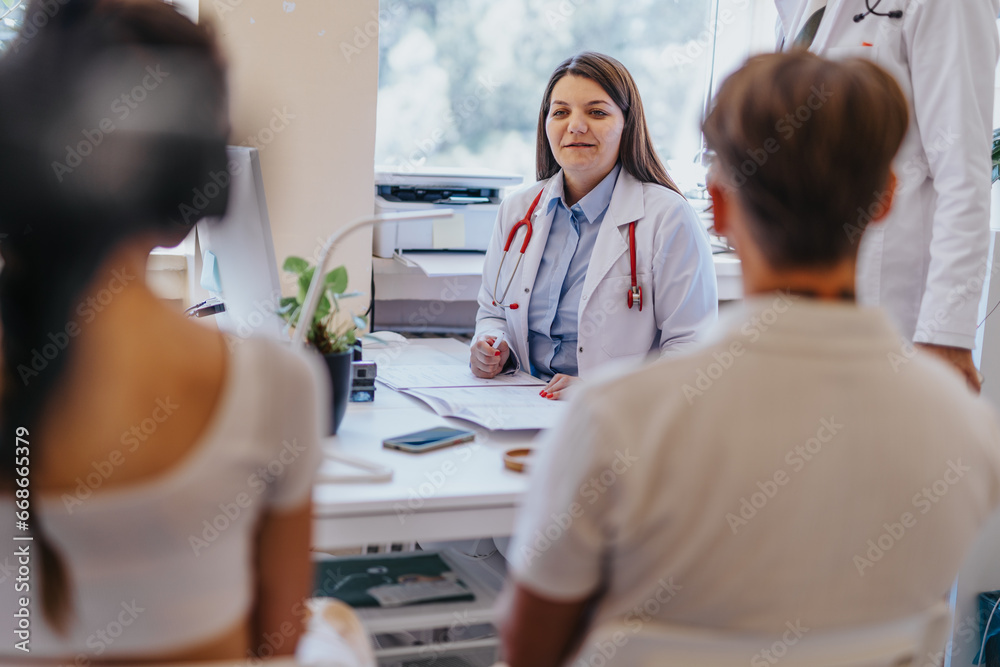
202, 0, 379, 319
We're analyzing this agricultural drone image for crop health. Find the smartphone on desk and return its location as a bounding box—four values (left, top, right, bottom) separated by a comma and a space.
382, 427, 475, 454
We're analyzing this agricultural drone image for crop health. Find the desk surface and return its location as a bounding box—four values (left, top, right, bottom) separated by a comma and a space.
312, 338, 536, 550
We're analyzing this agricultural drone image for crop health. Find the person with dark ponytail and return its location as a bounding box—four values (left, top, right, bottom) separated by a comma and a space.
0, 0, 344, 662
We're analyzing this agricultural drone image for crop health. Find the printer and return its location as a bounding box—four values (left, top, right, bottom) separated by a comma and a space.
373, 167, 523, 258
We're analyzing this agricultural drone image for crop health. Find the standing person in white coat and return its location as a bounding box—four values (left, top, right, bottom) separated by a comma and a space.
471, 52, 718, 399
776, 0, 1000, 391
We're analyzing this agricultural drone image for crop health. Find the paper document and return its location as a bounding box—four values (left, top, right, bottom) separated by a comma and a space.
313, 553, 474, 608
395, 251, 486, 277
378, 365, 545, 390
368, 580, 472, 608
403, 385, 564, 430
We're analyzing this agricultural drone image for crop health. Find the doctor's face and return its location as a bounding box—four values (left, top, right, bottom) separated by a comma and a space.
545, 74, 625, 185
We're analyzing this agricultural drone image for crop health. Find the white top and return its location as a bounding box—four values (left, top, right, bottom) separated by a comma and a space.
475, 169, 718, 377
0, 336, 327, 659
776, 0, 1000, 349
509, 296, 1000, 631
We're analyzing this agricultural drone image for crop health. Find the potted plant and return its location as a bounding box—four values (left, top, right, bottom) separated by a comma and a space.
277, 256, 366, 434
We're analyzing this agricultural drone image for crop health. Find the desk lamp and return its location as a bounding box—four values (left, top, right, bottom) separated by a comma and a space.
294, 210, 457, 482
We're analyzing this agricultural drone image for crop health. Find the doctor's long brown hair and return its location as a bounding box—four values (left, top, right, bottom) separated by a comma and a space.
536, 52, 682, 196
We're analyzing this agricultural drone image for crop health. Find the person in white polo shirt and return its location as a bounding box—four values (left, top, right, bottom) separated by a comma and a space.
498, 52, 1000, 667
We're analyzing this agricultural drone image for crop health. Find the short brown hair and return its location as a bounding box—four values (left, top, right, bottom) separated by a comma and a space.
703, 51, 908, 269
536, 51, 681, 195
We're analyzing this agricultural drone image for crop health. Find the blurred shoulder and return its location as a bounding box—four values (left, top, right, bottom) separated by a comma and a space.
229, 336, 326, 394
572, 341, 718, 418
907, 350, 1000, 425
228, 336, 331, 446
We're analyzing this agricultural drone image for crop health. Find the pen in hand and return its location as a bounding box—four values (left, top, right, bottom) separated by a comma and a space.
491, 332, 505, 354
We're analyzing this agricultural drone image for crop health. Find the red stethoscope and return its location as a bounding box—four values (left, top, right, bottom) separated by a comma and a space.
489, 189, 642, 311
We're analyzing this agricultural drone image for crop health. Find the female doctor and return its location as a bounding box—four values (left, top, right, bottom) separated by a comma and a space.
471, 52, 718, 398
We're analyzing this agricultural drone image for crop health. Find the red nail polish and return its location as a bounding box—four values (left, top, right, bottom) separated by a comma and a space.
495, 351, 500, 357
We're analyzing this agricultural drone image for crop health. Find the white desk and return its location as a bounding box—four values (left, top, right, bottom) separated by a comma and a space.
311, 338, 536, 551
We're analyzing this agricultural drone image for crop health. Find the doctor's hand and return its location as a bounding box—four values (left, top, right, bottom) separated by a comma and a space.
915, 343, 981, 394
540, 374, 577, 400
471, 335, 510, 378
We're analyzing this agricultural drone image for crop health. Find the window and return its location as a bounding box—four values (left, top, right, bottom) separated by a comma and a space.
375, 0, 777, 194
0, 0, 25, 55
0, 1, 197, 55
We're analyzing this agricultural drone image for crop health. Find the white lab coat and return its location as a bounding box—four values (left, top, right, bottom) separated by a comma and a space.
776, 0, 1000, 349
474, 169, 718, 377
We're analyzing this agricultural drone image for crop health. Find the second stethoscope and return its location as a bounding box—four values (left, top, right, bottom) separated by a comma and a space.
489, 189, 643, 312
853, 0, 903, 22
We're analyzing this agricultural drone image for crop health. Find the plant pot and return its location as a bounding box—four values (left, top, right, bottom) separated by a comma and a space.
321, 350, 353, 435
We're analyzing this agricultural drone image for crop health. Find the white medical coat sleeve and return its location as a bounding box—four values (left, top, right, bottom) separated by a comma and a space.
907, 0, 999, 349
650, 192, 719, 358
475, 194, 521, 372
507, 383, 618, 601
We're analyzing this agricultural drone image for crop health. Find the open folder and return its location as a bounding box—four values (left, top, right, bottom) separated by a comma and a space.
376, 365, 563, 430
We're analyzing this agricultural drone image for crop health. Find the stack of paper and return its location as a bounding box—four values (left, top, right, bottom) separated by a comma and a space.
376, 365, 563, 430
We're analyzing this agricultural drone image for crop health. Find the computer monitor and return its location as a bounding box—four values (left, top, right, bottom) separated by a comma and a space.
194, 146, 286, 341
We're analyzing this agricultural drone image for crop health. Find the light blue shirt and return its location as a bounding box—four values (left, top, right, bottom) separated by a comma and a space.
528, 164, 621, 379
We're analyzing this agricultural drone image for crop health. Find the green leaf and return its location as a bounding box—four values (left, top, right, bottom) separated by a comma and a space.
283, 256, 309, 275
315, 294, 331, 321
325, 289, 341, 315
297, 266, 315, 301
323, 266, 349, 294
337, 291, 364, 300
279, 256, 365, 355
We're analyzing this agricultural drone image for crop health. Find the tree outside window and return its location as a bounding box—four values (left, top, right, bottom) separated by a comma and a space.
0, 0, 25, 55
375, 0, 741, 193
